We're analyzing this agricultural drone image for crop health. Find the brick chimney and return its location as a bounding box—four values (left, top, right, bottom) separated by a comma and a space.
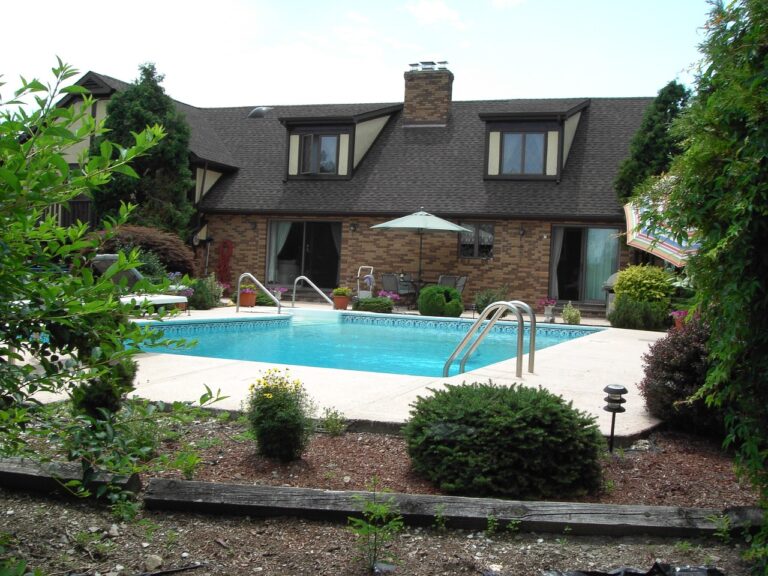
403, 61, 454, 127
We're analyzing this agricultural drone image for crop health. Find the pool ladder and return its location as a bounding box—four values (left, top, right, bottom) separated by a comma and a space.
236, 272, 281, 313
291, 276, 334, 307
443, 300, 536, 378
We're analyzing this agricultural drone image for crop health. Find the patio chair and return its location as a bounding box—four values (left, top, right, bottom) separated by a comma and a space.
437, 275, 458, 288
455, 276, 467, 295
381, 273, 416, 305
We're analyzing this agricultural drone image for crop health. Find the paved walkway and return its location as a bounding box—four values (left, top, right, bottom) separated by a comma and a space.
129, 303, 663, 440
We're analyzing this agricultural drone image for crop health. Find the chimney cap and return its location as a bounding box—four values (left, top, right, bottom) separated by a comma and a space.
409, 61, 449, 72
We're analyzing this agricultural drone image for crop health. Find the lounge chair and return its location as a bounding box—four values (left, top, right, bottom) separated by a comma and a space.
93, 254, 189, 314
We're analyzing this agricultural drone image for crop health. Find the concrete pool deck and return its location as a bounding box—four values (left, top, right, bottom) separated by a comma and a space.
129, 303, 664, 440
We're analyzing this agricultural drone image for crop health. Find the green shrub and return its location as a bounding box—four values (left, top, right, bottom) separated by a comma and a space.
417, 285, 463, 317
188, 275, 223, 310
256, 291, 277, 306
403, 382, 604, 499
101, 224, 197, 275
561, 301, 581, 325
608, 295, 671, 330
639, 319, 724, 437
474, 286, 510, 314
246, 368, 315, 461
353, 297, 394, 313
613, 265, 674, 303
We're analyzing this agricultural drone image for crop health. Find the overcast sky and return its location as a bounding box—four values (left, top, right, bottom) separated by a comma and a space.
3, 0, 709, 108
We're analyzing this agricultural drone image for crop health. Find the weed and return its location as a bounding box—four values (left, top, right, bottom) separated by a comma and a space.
433, 504, 447, 532
137, 519, 160, 540
165, 530, 179, 551
320, 407, 347, 436
347, 477, 404, 572
706, 514, 732, 544
485, 514, 499, 536
194, 437, 222, 450
674, 540, 694, 553
172, 447, 202, 479
506, 518, 521, 534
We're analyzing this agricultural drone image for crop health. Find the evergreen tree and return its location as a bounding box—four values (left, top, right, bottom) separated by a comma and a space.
92, 64, 194, 238
614, 80, 690, 202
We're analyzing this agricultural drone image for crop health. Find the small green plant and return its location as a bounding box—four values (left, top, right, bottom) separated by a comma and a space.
506, 518, 521, 534
188, 274, 224, 310
706, 513, 732, 544
673, 540, 694, 554
320, 407, 347, 436
474, 286, 510, 315
164, 529, 179, 551
352, 297, 394, 313
347, 477, 404, 572
433, 504, 447, 532
246, 368, 315, 461
172, 446, 203, 479
137, 519, 161, 540
561, 301, 581, 324
485, 514, 499, 536
332, 286, 353, 297
417, 285, 463, 317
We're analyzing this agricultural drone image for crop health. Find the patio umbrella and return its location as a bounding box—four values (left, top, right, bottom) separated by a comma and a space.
371, 210, 471, 283
623, 201, 700, 267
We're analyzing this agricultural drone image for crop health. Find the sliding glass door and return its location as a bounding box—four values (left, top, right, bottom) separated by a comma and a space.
267, 221, 341, 288
549, 226, 619, 302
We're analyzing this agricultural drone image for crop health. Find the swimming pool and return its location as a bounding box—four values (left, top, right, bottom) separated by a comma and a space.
141, 309, 601, 377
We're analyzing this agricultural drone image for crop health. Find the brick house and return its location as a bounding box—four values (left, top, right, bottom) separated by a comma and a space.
67, 65, 650, 308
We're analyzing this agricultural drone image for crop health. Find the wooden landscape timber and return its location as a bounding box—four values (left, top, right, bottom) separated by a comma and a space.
144, 478, 762, 537
0, 457, 141, 496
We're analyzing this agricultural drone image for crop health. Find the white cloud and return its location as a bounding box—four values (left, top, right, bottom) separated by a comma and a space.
405, 0, 466, 30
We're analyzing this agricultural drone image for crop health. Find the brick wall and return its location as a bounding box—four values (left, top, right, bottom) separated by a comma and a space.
199, 213, 627, 305
402, 70, 454, 126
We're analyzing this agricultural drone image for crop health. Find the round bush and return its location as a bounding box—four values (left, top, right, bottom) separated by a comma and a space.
246, 369, 314, 461
417, 285, 463, 317
639, 318, 724, 437
403, 382, 604, 499
608, 294, 671, 330
613, 265, 674, 303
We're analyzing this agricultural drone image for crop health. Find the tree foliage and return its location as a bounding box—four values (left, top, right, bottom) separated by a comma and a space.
0, 61, 174, 471
92, 64, 194, 238
640, 1, 768, 567
614, 80, 690, 202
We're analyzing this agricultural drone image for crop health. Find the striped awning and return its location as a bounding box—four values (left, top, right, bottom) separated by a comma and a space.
623, 202, 699, 267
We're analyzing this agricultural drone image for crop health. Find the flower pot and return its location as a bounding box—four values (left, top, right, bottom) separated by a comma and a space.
333, 295, 350, 310
674, 316, 685, 330
240, 292, 256, 307
544, 305, 555, 323
175, 302, 187, 311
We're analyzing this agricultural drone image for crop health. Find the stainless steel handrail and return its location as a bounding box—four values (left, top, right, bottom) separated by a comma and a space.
509, 300, 536, 374
443, 300, 536, 379
291, 276, 334, 307
236, 272, 281, 313
458, 302, 524, 375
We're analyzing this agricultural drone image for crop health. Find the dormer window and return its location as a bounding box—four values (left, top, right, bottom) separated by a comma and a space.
301, 134, 339, 175
501, 132, 545, 175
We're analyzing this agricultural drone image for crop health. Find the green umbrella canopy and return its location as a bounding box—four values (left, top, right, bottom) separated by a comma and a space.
371, 211, 470, 283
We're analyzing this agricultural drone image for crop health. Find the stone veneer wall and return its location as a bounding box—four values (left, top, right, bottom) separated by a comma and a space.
199, 213, 627, 305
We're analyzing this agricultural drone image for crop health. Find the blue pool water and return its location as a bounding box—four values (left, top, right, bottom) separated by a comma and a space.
142, 310, 601, 377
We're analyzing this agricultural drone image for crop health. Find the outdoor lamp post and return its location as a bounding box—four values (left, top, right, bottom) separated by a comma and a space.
603, 384, 627, 453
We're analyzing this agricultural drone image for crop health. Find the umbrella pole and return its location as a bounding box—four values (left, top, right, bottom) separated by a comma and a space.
418, 232, 423, 285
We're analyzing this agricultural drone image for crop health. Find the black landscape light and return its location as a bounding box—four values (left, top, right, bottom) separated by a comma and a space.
603, 384, 627, 453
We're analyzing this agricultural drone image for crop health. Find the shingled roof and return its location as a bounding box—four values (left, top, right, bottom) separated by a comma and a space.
73, 71, 650, 222
195, 96, 651, 221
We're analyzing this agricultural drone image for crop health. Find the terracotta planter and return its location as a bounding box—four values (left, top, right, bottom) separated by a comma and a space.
175, 302, 187, 311
333, 295, 350, 310
674, 316, 685, 330
240, 292, 257, 307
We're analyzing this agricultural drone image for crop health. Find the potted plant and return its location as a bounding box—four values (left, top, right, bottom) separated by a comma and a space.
538, 297, 556, 323
332, 286, 353, 310
670, 309, 688, 330
271, 286, 288, 301
239, 283, 257, 307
